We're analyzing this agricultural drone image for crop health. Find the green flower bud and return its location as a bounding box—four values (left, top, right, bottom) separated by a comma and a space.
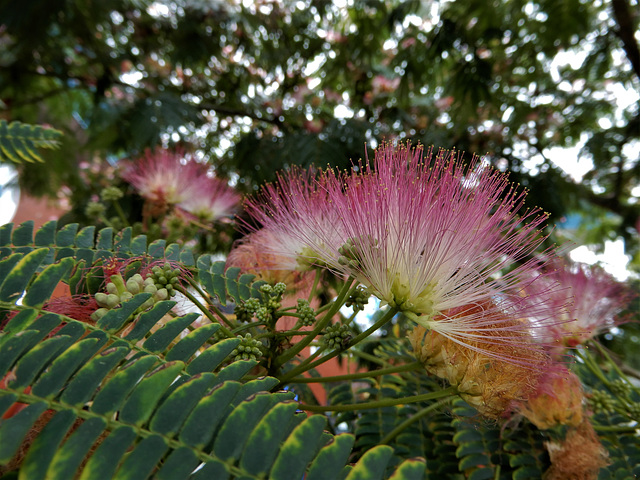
155, 288, 169, 301
105, 294, 121, 309
101, 186, 124, 202
323, 323, 352, 351
126, 279, 141, 294
90, 308, 110, 321
120, 291, 133, 302
95, 292, 109, 307
85, 201, 106, 218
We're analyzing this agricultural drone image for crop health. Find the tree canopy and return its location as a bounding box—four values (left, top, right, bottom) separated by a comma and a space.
1, 0, 639, 268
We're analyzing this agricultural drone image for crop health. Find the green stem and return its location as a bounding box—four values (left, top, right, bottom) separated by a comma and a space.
576, 348, 610, 386
277, 306, 399, 385
592, 424, 640, 433
286, 345, 327, 374
175, 285, 234, 337
379, 396, 454, 445
183, 277, 238, 331
286, 362, 422, 384
273, 277, 356, 369
591, 341, 639, 393
112, 200, 129, 226
299, 386, 458, 412
98, 214, 115, 228
350, 349, 391, 367
307, 268, 322, 303
188, 217, 218, 233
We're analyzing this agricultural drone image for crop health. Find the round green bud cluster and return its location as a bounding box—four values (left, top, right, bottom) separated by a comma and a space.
230, 333, 263, 362
250, 282, 287, 324
338, 239, 360, 269
588, 390, 616, 414
101, 186, 124, 202
323, 323, 352, 350
85, 201, 106, 218
338, 236, 377, 269
296, 299, 316, 326
212, 328, 231, 343
91, 273, 169, 321
345, 287, 370, 312
235, 298, 261, 322
627, 402, 640, 420
255, 305, 271, 323
608, 379, 632, 399
146, 262, 182, 298
259, 283, 285, 309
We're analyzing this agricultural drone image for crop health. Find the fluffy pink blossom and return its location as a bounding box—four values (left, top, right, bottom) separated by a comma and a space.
244, 142, 563, 363
243, 165, 346, 272
123, 148, 205, 206
123, 148, 240, 222
178, 175, 241, 222
540, 261, 633, 346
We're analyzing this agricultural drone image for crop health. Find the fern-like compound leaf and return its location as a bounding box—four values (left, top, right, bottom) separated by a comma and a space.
0, 120, 62, 164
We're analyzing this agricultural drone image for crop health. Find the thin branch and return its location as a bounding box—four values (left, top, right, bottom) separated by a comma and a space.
299, 386, 458, 412
611, 0, 640, 81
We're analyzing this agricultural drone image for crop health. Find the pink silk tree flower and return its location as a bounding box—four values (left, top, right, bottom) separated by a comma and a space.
244, 142, 562, 362
123, 148, 206, 208
178, 175, 241, 222
242, 165, 348, 272
541, 261, 634, 346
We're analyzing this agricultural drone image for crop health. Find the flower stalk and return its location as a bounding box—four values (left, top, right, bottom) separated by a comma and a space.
299, 386, 458, 412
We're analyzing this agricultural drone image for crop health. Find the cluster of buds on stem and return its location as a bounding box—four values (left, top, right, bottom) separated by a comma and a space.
586, 379, 640, 422
230, 333, 263, 362
146, 262, 182, 298
91, 263, 182, 321
323, 323, 353, 351
345, 286, 370, 313
295, 299, 316, 327
233, 282, 287, 325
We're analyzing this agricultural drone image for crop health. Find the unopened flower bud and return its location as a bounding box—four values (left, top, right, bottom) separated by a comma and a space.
101, 186, 124, 202
105, 294, 120, 309
95, 292, 109, 307
154, 288, 169, 301
85, 201, 106, 218
126, 279, 141, 294
90, 307, 110, 321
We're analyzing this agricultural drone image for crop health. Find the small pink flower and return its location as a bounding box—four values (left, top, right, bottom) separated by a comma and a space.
242, 165, 347, 271
123, 148, 206, 207
178, 175, 241, 222
244, 142, 563, 362
540, 260, 633, 346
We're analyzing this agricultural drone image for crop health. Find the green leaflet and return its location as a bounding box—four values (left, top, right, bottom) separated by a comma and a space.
0, 120, 62, 163
305, 434, 356, 480
148, 373, 217, 437
239, 401, 300, 476
269, 414, 328, 480
19, 410, 78, 480
344, 445, 395, 480
0, 248, 50, 303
